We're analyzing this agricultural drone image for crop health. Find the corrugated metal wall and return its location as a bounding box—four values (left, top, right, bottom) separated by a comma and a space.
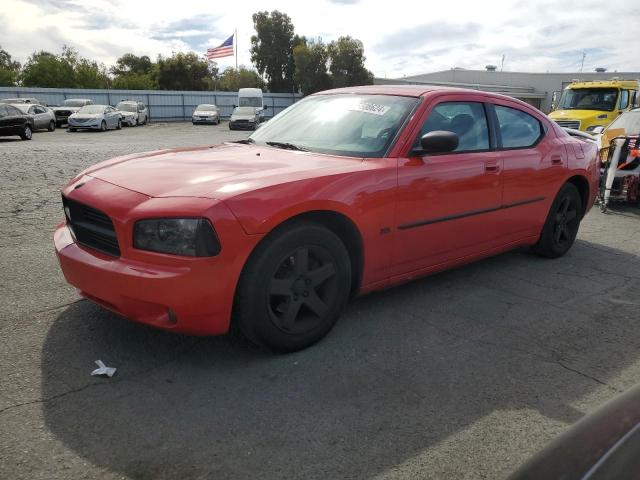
0, 87, 303, 121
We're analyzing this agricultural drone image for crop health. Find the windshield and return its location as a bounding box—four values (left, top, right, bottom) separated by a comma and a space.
11, 104, 30, 113
558, 88, 619, 111
116, 102, 137, 112
239, 97, 262, 108
78, 105, 105, 114
606, 111, 640, 135
250, 94, 418, 157
64, 99, 89, 107
196, 104, 217, 111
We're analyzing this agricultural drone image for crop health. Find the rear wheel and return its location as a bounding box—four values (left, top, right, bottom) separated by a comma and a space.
20, 124, 32, 140
533, 183, 582, 258
234, 223, 352, 352
48, 120, 56, 132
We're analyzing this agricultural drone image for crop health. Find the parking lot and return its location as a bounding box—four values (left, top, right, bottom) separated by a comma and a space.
1, 122, 639, 479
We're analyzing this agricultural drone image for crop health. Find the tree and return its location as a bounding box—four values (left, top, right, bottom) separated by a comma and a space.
217, 66, 265, 91
327, 36, 374, 88
75, 58, 110, 88
110, 54, 153, 76
250, 10, 297, 92
20, 51, 75, 88
0, 47, 20, 86
293, 39, 332, 95
112, 73, 156, 90
155, 52, 213, 91
111, 53, 156, 89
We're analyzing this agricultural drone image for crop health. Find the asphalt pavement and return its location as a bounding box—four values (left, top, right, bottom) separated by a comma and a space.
1, 123, 639, 479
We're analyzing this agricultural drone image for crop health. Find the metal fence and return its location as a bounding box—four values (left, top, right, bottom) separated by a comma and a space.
0, 87, 303, 122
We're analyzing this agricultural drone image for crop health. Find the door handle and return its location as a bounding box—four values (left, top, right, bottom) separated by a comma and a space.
485, 162, 500, 173
551, 155, 563, 165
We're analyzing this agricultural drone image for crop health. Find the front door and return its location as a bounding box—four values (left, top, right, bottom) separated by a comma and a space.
392, 99, 505, 276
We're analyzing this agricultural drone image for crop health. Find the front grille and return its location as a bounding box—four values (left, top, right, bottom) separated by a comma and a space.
234, 119, 249, 123
62, 196, 120, 256
56, 110, 71, 116
555, 120, 581, 130
72, 117, 91, 123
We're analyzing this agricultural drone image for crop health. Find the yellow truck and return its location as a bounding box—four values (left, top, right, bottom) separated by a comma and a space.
549, 79, 639, 132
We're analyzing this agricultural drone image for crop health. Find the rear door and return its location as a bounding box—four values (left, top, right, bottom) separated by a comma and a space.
0, 105, 10, 134
489, 100, 566, 236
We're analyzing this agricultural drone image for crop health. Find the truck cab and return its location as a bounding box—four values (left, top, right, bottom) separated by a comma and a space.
549, 79, 639, 133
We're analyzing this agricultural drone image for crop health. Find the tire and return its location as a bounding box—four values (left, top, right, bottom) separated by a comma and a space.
533, 183, 582, 258
69, 128, 77, 132
100, 121, 106, 132
20, 124, 32, 140
48, 120, 55, 132
234, 222, 352, 352
116, 119, 122, 130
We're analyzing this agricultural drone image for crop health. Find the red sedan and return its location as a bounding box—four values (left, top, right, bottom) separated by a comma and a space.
55, 86, 599, 351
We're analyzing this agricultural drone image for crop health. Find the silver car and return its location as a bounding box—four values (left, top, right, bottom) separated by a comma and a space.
52, 99, 94, 126
229, 106, 260, 130
68, 105, 122, 131
10, 104, 56, 131
192, 104, 220, 125
115, 100, 148, 126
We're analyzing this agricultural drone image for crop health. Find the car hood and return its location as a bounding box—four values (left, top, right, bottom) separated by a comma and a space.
119, 111, 137, 117
54, 106, 82, 112
231, 114, 256, 121
81, 143, 365, 200
549, 109, 613, 122
194, 111, 218, 116
70, 113, 101, 118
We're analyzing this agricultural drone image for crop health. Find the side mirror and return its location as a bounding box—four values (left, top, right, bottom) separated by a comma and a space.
414, 130, 459, 155
592, 126, 605, 135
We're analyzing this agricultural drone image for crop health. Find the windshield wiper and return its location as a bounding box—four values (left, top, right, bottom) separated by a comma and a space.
233, 138, 255, 144
265, 141, 309, 152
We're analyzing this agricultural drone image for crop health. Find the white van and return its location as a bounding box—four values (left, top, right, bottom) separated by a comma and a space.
238, 88, 267, 121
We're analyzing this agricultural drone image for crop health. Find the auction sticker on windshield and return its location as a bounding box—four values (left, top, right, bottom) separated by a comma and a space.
349, 102, 390, 116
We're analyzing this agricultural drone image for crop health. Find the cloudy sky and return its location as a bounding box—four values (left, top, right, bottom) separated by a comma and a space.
2, 0, 639, 79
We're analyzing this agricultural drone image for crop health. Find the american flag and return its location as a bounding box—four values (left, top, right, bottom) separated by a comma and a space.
207, 34, 234, 60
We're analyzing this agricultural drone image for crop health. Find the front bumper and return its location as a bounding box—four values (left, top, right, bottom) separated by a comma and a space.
192, 116, 219, 124
229, 120, 256, 130
54, 178, 261, 335
68, 119, 101, 130
121, 116, 137, 126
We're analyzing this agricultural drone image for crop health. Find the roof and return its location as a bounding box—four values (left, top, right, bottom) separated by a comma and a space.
568, 79, 639, 89
316, 84, 480, 97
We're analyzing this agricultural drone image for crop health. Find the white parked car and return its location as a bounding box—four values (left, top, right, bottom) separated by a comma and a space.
10, 103, 56, 131
68, 105, 121, 131
192, 104, 220, 125
115, 100, 148, 126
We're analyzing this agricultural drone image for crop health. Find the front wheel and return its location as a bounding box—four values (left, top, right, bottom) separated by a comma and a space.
20, 124, 32, 140
100, 121, 106, 132
234, 223, 352, 352
48, 120, 56, 132
116, 119, 122, 130
533, 183, 582, 258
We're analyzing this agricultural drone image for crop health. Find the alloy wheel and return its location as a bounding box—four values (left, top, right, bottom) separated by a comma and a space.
267, 245, 339, 335
553, 196, 578, 248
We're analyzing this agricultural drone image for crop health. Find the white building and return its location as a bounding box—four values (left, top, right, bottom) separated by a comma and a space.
375, 68, 640, 113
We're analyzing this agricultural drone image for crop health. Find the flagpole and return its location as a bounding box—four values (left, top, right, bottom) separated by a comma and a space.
235, 28, 238, 72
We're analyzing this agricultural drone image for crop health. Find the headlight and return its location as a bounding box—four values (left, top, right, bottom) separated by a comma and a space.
133, 218, 221, 257
586, 125, 603, 132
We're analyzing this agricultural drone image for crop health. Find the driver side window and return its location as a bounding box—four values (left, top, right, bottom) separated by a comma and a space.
415, 102, 489, 152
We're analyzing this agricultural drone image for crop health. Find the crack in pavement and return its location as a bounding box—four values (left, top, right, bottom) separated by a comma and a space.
0, 337, 204, 417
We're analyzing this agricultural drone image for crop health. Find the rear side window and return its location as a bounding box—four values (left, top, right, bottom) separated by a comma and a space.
494, 105, 542, 149
416, 101, 489, 152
